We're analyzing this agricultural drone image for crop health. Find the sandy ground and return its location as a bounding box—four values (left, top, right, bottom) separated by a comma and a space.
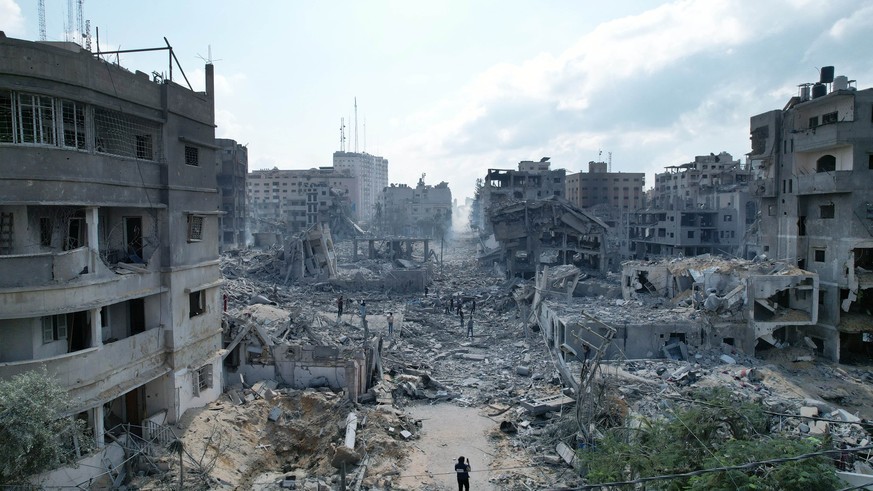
395, 404, 500, 491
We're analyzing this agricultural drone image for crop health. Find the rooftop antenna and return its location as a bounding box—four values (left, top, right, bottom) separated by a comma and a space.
76, 0, 84, 45
608, 152, 612, 172
339, 117, 346, 151
196, 45, 222, 64
84, 19, 91, 51
66, 0, 73, 42
38, 0, 47, 41
354, 97, 358, 153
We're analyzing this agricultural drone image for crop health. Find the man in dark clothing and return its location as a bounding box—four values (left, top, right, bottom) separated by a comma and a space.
450, 297, 454, 313
455, 456, 471, 491
336, 295, 344, 320
470, 299, 476, 318
459, 308, 465, 330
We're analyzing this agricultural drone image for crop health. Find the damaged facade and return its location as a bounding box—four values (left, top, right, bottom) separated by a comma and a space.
377, 175, 452, 238
0, 34, 223, 454
629, 152, 754, 260
749, 67, 873, 362
215, 138, 248, 251
474, 157, 565, 232
486, 197, 612, 278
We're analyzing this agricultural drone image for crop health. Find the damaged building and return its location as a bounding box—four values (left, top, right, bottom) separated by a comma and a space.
376, 175, 452, 238
215, 138, 249, 251
749, 67, 873, 362
0, 33, 224, 480
473, 157, 565, 232
629, 152, 754, 260
484, 197, 612, 278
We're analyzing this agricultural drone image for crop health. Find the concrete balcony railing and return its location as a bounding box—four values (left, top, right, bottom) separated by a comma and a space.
793, 124, 849, 153
0, 327, 169, 406
795, 170, 854, 195
0, 257, 163, 318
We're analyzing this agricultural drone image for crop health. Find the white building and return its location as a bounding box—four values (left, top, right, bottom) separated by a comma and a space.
378, 177, 452, 237
332, 151, 389, 222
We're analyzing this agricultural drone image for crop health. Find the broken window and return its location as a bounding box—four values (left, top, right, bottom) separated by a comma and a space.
187, 215, 204, 242
192, 364, 213, 396
814, 248, 826, 262
39, 217, 52, 247
184, 145, 199, 166
0, 90, 13, 143
816, 155, 836, 173
61, 100, 86, 150
821, 111, 838, 125
17, 93, 56, 145
820, 204, 835, 219
189, 290, 205, 318
94, 107, 162, 161
42, 314, 68, 344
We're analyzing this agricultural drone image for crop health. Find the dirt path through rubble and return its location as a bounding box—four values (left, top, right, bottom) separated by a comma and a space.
395, 403, 499, 491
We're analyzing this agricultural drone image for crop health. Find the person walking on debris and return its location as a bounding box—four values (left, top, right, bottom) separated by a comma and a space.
444, 297, 451, 314
387, 312, 394, 336
467, 318, 473, 339
455, 456, 471, 491
336, 295, 344, 321
345, 297, 353, 321
450, 296, 454, 313
459, 307, 465, 330
470, 299, 476, 318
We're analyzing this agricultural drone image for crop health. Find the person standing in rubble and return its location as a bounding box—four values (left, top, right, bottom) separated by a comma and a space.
336, 295, 344, 321
455, 456, 471, 491
459, 306, 465, 330
387, 312, 394, 336
359, 300, 367, 322
467, 318, 473, 339
449, 296, 454, 314
345, 297, 353, 321
470, 299, 476, 318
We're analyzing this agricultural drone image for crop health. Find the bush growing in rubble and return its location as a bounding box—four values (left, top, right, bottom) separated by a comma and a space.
579, 387, 842, 490
0, 368, 91, 485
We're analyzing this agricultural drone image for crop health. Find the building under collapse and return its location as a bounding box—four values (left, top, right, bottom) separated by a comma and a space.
0, 32, 224, 469
485, 197, 612, 278
474, 157, 565, 232
749, 67, 873, 362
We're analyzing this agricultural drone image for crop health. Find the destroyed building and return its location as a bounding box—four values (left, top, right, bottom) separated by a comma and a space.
333, 151, 389, 223
377, 175, 452, 238
247, 167, 360, 238
485, 197, 612, 278
0, 32, 224, 477
216, 138, 248, 251
629, 152, 754, 260
749, 67, 873, 362
473, 157, 565, 233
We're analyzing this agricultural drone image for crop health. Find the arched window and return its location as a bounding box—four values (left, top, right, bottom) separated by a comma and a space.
816, 155, 836, 172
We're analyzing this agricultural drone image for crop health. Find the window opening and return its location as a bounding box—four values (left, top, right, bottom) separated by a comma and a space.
17, 93, 56, 145
94, 107, 161, 161
185, 146, 199, 166
816, 155, 836, 173
189, 290, 205, 318
814, 248, 826, 262
42, 314, 68, 344
820, 204, 835, 219
61, 100, 86, 149
187, 215, 204, 242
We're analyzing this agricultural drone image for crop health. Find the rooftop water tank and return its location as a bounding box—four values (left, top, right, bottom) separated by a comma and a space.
800, 85, 810, 101
812, 83, 827, 99
820, 66, 835, 83
833, 75, 849, 91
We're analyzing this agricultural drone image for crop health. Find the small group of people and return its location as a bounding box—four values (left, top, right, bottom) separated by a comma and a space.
449, 296, 476, 339
335, 295, 394, 336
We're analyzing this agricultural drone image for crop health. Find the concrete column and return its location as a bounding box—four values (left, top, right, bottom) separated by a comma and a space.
93, 405, 105, 448
90, 308, 103, 347
85, 206, 99, 273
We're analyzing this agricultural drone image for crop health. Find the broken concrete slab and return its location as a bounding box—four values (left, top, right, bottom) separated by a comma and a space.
556, 442, 577, 466
268, 406, 282, 422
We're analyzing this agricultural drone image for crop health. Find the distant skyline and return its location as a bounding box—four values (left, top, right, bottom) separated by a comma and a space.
2, 0, 871, 200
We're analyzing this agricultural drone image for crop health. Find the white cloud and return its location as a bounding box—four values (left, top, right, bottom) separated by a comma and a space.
828, 4, 873, 39
0, 0, 26, 37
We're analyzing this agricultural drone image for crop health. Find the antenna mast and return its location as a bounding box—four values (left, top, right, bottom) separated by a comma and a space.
38, 0, 47, 41
339, 117, 346, 151
76, 0, 84, 45
66, 0, 73, 42
608, 152, 612, 172
354, 97, 358, 153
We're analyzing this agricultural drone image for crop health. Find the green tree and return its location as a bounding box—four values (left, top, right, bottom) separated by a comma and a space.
0, 368, 91, 485
580, 387, 842, 490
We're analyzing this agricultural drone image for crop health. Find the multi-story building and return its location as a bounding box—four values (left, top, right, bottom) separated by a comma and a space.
565, 161, 645, 211
629, 152, 753, 259
216, 138, 248, 250
332, 151, 389, 222
475, 157, 565, 232
0, 34, 224, 460
749, 68, 873, 362
247, 167, 358, 233
378, 176, 452, 237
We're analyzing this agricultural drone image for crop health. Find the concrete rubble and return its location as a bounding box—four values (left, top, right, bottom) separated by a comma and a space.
129, 233, 873, 491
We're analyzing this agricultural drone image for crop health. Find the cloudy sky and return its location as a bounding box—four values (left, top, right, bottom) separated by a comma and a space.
2, 0, 872, 201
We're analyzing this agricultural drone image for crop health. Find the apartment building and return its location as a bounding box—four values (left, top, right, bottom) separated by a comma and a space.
378, 176, 452, 237
629, 152, 753, 259
332, 151, 389, 222
475, 157, 565, 232
0, 33, 224, 459
247, 167, 358, 233
216, 138, 248, 250
749, 67, 873, 362
565, 161, 645, 211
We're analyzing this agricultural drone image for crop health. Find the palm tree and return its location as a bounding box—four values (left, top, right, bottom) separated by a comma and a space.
168, 439, 185, 490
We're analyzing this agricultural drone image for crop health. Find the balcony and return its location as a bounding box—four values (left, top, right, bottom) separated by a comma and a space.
793, 123, 850, 153
0, 252, 164, 318
795, 170, 854, 195
0, 327, 169, 407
